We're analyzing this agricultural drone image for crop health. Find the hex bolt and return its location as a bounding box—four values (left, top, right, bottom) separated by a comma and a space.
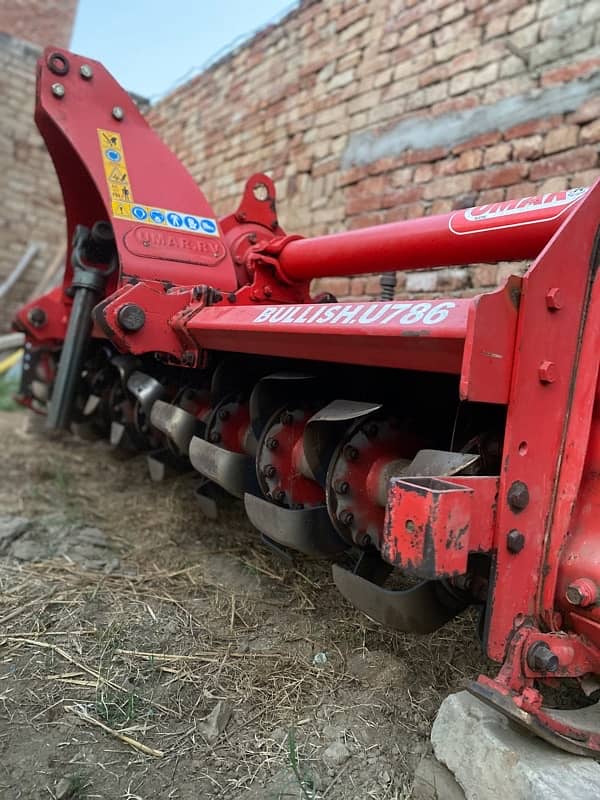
208, 431, 221, 444
343, 444, 359, 461
116, 303, 145, 332
339, 510, 354, 526
506, 529, 525, 553
545, 288, 563, 310
565, 578, 598, 607
273, 488, 286, 503
507, 480, 529, 512
266, 437, 279, 451
363, 423, 378, 439
51, 82, 65, 98
334, 480, 349, 495
538, 360, 556, 384
360, 534, 372, 547
262, 464, 276, 479
217, 408, 230, 421
280, 410, 294, 426
79, 64, 93, 80
112, 106, 124, 121
27, 307, 47, 328
527, 642, 559, 673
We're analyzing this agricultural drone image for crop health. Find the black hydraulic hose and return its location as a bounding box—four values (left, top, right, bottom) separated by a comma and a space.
46, 223, 115, 431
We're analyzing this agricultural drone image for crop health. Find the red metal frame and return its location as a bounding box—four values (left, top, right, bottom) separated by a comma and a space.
14, 47, 600, 752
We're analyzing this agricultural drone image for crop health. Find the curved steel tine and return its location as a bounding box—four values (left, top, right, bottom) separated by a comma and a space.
248, 372, 316, 437
110, 354, 141, 387
82, 393, 101, 416
332, 563, 465, 634
244, 494, 347, 557
303, 399, 382, 485
126, 371, 165, 415
403, 449, 480, 477
189, 435, 252, 498
150, 399, 198, 455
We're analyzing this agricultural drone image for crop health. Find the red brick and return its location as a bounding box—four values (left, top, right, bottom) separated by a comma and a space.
581, 120, 600, 145
529, 148, 599, 180
2, 0, 77, 48
350, 277, 366, 296
541, 57, 600, 87
567, 97, 600, 125
471, 264, 499, 287
512, 135, 544, 160
544, 126, 579, 155
456, 149, 483, 171
503, 116, 563, 139
453, 131, 501, 153
405, 145, 449, 164
472, 164, 528, 190
483, 143, 512, 166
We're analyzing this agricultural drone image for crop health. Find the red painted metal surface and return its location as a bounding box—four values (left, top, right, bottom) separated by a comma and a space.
382, 476, 473, 579
276, 188, 588, 281
36, 47, 239, 292
15, 48, 600, 755
183, 298, 470, 374
383, 475, 499, 577
485, 179, 600, 662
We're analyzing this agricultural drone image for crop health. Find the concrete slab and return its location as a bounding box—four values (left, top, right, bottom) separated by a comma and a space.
431, 691, 600, 800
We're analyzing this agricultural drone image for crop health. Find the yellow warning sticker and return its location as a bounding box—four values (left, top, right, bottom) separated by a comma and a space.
101, 129, 219, 236
98, 128, 134, 204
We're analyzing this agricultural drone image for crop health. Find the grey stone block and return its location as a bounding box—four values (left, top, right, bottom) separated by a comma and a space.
413, 754, 465, 800
432, 691, 600, 800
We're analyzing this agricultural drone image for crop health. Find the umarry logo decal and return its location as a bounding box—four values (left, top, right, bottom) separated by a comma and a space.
450, 187, 587, 235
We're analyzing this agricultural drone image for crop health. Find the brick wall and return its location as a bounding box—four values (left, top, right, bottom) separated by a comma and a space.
149, 0, 600, 301
0, 0, 78, 49
0, 34, 65, 328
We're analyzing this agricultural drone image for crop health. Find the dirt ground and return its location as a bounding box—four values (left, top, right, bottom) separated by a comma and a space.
0, 408, 490, 800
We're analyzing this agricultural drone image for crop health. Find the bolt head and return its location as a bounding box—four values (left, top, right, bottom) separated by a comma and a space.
79, 64, 93, 80
217, 408, 230, 421
506, 529, 525, 553
565, 578, 597, 607
263, 465, 276, 479
116, 303, 145, 332
339, 510, 354, 526
334, 480, 349, 495
208, 431, 221, 444
545, 288, 563, 310
343, 444, 359, 461
527, 642, 559, 673
112, 106, 124, 121
508, 480, 529, 512
27, 307, 47, 328
280, 411, 294, 426
51, 82, 65, 98
538, 360, 556, 384
266, 437, 279, 451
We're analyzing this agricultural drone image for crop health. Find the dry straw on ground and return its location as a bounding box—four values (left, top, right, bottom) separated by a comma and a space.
0, 410, 490, 798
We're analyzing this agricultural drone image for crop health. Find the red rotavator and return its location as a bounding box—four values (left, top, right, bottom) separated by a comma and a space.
15, 47, 600, 755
